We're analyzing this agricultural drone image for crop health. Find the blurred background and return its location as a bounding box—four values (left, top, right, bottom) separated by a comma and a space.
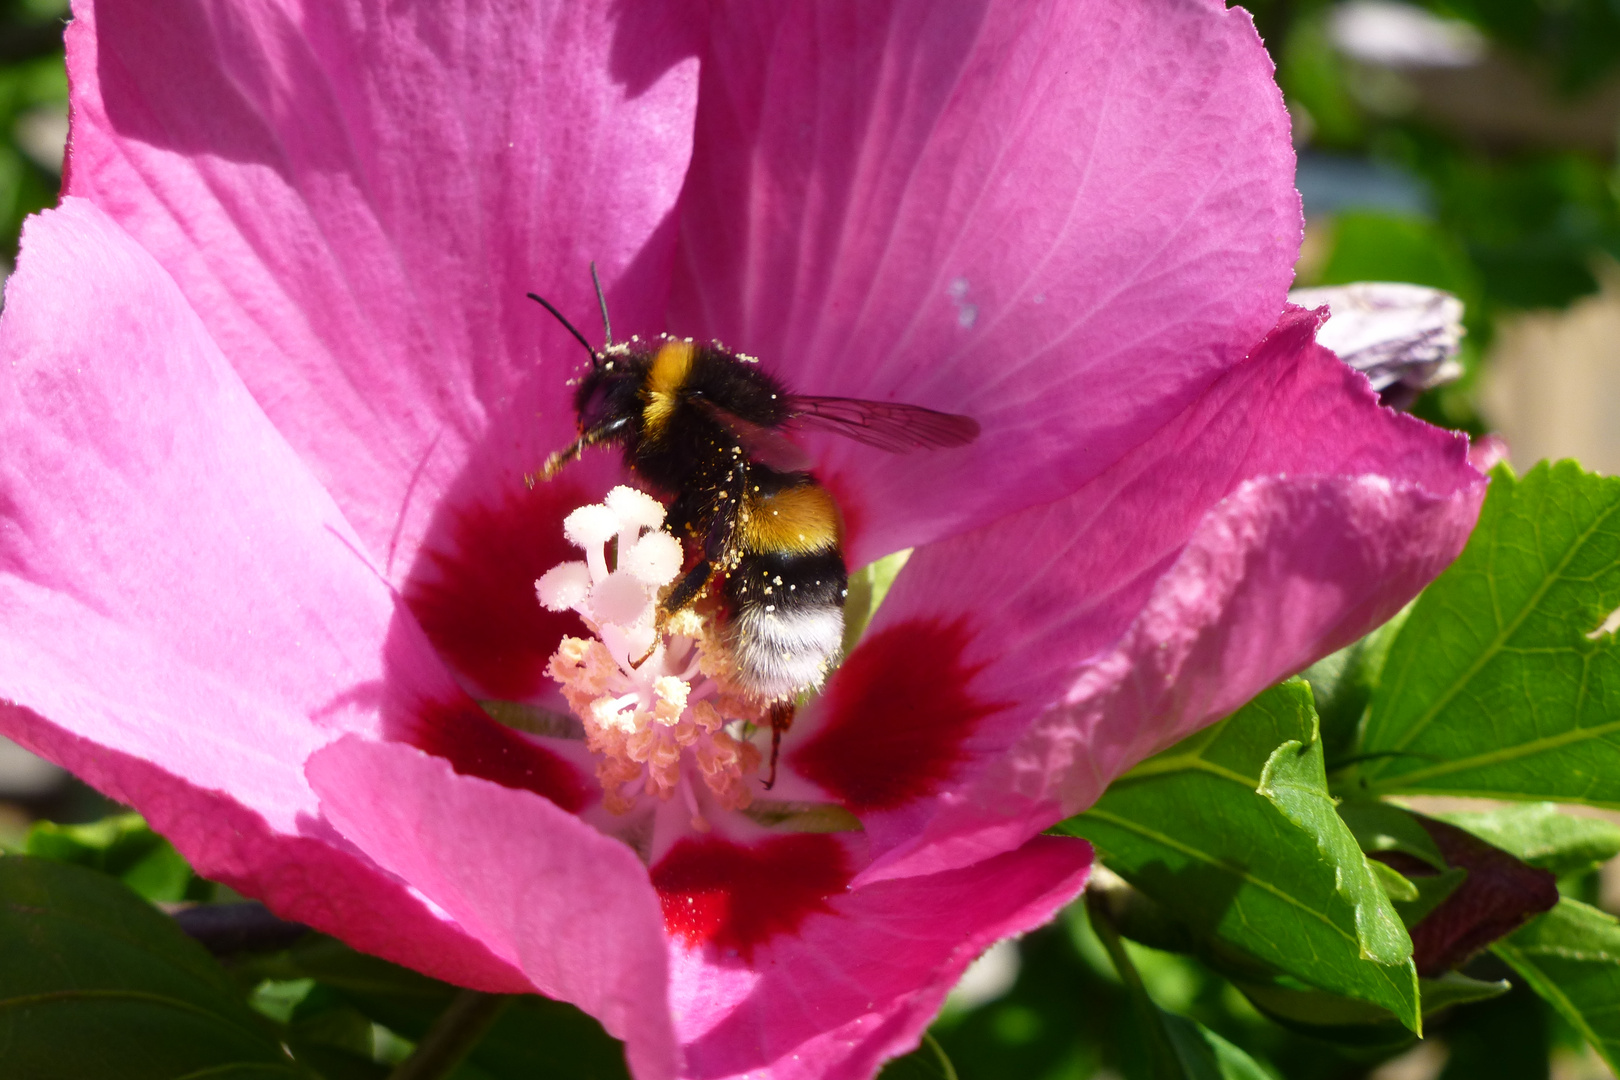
3, 1, 1619, 1077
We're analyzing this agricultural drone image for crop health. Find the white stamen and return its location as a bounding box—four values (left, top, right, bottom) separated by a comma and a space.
536, 561, 592, 611
564, 503, 620, 548
538, 486, 765, 818
622, 530, 683, 585
683, 771, 710, 832
589, 572, 649, 627
606, 486, 667, 530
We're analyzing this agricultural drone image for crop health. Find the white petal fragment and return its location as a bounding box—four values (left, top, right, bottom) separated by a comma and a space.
1290, 282, 1464, 394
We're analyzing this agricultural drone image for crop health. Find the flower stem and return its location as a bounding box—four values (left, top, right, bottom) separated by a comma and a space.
920, 1031, 959, 1080
387, 990, 509, 1080
1085, 885, 1183, 1080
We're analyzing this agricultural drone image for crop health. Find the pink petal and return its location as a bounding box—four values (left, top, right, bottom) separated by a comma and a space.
670, 0, 1300, 564
307, 736, 681, 1080
309, 735, 1089, 1080
0, 197, 559, 990
64, 0, 703, 582
4, 704, 526, 992
786, 307, 1485, 882
1469, 432, 1510, 472
659, 835, 1091, 1080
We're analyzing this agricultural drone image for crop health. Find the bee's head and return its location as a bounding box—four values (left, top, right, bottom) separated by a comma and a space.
572, 356, 643, 445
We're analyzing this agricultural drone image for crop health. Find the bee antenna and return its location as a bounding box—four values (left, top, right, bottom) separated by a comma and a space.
589, 261, 613, 349
526, 291, 599, 362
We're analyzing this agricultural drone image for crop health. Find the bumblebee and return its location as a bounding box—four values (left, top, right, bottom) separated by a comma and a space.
530, 272, 979, 784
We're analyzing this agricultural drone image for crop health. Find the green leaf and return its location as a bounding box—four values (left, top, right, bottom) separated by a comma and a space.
249, 935, 630, 1080
877, 1033, 957, 1080
1335, 802, 1447, 870
478, 700, 579, 740
1368, 860, 1420, 903
281, 982, 391, 1080
24, 813, 198, 902
1257, 736, 1410, 965
932, 919, 1118, 1080
842, 548, 911, 652
1277, 12, 1365, 148
1229, 970, 1507, 1049
284, 1041, 388, 1080
0, 855, 303, 1079
1302, 606, 1411, 767
1359, 463, 1620, 806
1060, 682, 1420, 1030
1492, 898, 1620, 1072
1417, 971, 1514, 1013
1315, 213, 1483, 307
1390, 868, 1466, 930
1429, 803, 1620, 878
249, 977, 317, 1025
1157, 1018, 1274, 1080
738, 799, 864, 833
1334, 807, 1478, 930
1085, 891, 1274, 1080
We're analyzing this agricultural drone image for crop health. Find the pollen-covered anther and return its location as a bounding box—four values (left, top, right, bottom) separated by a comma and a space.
537, 485, 766, 826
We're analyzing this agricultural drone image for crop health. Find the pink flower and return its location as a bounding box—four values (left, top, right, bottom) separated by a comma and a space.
0, 1, 1484, 1078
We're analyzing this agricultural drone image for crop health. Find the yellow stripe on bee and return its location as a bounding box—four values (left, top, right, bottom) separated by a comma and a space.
740, 483, 842, 556
642, 340, 695, 439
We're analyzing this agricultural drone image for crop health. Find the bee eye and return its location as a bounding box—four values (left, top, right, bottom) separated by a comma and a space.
579, 383, 619, 430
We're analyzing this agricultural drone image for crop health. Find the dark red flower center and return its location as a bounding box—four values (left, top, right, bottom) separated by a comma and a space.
651, 834, 851, 959
397, 698, 590, 814
792, 618, 1004, 812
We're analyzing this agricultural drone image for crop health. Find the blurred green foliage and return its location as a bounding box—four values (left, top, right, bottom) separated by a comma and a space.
22, 812, 213, 902
1437, 0, 1620, 93
1257, 0, 1620, 94
1247, 0, 1620, 436
0, 0, 64, 263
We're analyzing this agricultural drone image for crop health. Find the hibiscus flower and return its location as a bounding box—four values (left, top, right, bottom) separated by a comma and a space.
0, 1, 1484, 1078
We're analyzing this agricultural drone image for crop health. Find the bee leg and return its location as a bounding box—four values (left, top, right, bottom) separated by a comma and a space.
659, 485, 741, 619
528, 418, 631, 487
636, 562, 706, 663
526, 439, 585, 488
662, 558, 714, 617
763, 701, 795, 790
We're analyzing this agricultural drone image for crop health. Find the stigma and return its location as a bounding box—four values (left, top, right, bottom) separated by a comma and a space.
536, 486, 764, 828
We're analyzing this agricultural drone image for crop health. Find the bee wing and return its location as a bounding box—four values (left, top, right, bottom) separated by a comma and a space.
786, 395, 981, 453
690, 397, 816, 473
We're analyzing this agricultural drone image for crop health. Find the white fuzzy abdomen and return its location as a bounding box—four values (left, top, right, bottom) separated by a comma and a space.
725, 604, 844, 701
